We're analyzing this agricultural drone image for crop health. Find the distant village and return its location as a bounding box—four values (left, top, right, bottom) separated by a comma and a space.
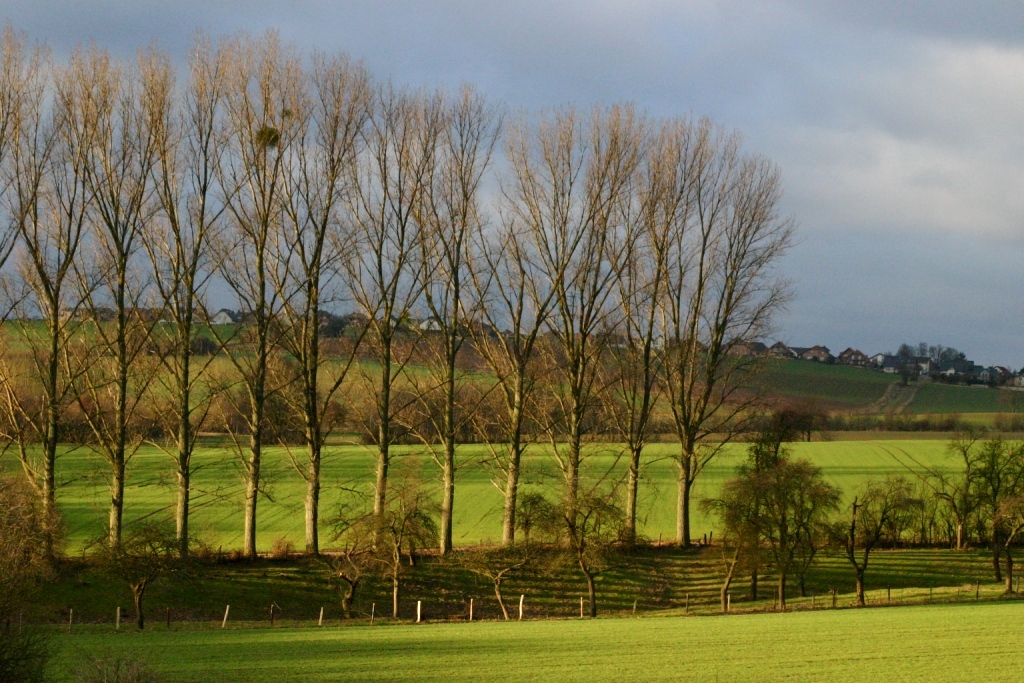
734, 341, 1024, 387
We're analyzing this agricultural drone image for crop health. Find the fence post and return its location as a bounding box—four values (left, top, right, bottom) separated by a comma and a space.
632, 599, 637, 615
371, 603, 375, 624
416, 601, 422, 623
685, 593, 689, 614
518, 595, 524, 621
318, 607, 324, 626
68, 608, 73, 635
115, 606, 120, 632
469, 598, 474, 622
726, 592, 731, 613
221, 605, 230, 629
166, 607, 171, 630
270, 604, 275, 627
976, 581, 980, 600
580, 597, 584, 618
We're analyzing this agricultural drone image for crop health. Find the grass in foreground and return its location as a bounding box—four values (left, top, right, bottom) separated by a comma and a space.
48, 600, 1024, 682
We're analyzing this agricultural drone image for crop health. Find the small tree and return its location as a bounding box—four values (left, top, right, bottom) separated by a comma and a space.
994, 494, 1024, 593
842, 477, 919, 606
373, 476, 439, 619
326, 499, 379, 617
457, 545, 533, 620
98, 523, 178, 630
542, 483, 626, 618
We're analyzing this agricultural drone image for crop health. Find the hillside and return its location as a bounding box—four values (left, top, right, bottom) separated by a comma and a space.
758, 359, 1015, 415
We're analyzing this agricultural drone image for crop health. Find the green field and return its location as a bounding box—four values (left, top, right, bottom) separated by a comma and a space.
908, 382, 1008, 414
757, 360, 894, 408
48, 601, 1024, 682
2, 440, 963, 553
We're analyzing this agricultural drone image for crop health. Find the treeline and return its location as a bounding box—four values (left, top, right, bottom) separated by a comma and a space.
708, 417, 1024, 610
0, 28, 793, 561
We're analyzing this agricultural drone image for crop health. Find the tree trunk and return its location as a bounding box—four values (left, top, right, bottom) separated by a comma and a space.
1005, 549, 1014, 594
501, 443, 521, 546
175, 464, 190, 558
777, 573, 787, 611
391, 574, 400, 618
585, 570, 597, 618
992, 544, 1003, 583
494, 580, 509, 620
439, 440, 455, 555
750, 567, 758, 601
373, 348, 392, 519
243, 428, 262, 559
676, 457, 692, 547
856, 570, 866, 606
304, 456, 320, 556
625, 443, 642, 544
133, 586, 145, 630
109, 453, 125, 547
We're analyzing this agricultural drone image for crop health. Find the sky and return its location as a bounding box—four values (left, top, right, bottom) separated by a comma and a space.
4, 1, 1024, 365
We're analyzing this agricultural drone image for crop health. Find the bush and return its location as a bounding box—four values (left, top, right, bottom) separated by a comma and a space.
74, 650, 158, 683
270, 536, 294, 559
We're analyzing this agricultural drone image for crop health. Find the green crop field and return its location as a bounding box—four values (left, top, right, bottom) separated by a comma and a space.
47, 601, 1024, 682
0, 439, 963, 553
908, 382, 1009, 414
756, 359, 894, 408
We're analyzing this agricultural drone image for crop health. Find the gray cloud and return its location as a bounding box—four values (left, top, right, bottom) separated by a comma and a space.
4, 0, 1022, 364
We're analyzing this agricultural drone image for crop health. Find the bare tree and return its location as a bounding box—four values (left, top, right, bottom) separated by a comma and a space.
276, 51, 371, 555
344, 84, 440, 519
141, 38, 229, 557
0, 32, 89, 541
467, 179, 557, 546
96, 522, 178, 630
885, 431, 982, 550
213, 32, 303, 558
69, 47, 161, 547
605, 122, 690, 541
660, 118, 794, 547
411, 86, 500, 554
842, 476, 919, 606
972, 439, 1024, 582
457, 544, 533, 620
507, 105, 642, 521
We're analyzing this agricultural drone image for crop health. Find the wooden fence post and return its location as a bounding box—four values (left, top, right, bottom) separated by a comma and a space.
270, 604, 275, 627
685, 594, 689, 614
632, 599, 637, 615
318, 607, 324, 626
416, 601, 422, 623
371, 603, 375, 624
68, 608, 72, 635
222, 605, 230, 629
518, 595, 524, 621
726, 592, 731, 613
976, 581, 980, 600
580, 597, 584, 618
115, 606, 120, 632
469, 598, 474, 622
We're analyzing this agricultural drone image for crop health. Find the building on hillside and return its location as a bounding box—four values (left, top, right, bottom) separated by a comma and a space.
799, 345, 833, 363
767, 341, 798, 359
938, 359, 980, 379
837, 348, 869, 366
916, 357, 937, 375
210, 309, 239, 325
729, 340, 767, 357
881, 355, 904, 374
869, 352, 887, 367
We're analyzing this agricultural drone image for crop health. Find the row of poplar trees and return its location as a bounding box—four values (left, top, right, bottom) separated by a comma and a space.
0, 28, 793, 559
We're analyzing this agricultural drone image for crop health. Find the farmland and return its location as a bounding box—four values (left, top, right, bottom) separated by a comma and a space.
47, 601, 1024, 682
1, 439, 963, 553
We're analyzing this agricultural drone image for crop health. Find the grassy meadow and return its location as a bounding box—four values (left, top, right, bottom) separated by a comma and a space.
2, 439, 964, 554
47, 601, 1024, 682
